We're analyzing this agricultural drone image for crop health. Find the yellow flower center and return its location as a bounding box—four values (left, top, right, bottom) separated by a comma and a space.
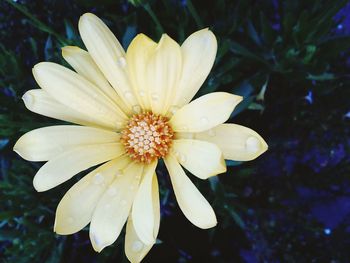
121, 112, 174, 164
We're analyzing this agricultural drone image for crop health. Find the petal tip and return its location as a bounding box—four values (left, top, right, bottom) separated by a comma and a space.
90, 232, 109, 253
22, 91, 34, 108
32, 176, 47, 192
198, 217, 217, 229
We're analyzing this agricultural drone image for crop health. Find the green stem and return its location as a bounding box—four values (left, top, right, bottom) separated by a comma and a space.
4, 0, 68, 45
186, 0, 204, 28
143, 3, 164, 34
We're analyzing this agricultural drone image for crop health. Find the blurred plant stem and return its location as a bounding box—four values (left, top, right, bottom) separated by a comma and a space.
143, 3, 164, 34
186, 0, 204, 28
4, 0, 68, 45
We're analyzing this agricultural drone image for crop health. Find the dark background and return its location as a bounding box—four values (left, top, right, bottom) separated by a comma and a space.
1, 0, 350, 262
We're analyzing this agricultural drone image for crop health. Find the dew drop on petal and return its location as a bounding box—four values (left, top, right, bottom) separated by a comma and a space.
93, 173, 104, 185
97, 107, 105, 113
115, 170, 123, 177
200, 116, 209, 124
117, 56, 126, 67
168, 106, 180, 115
139, 90, 146, 97
208, 129, 216, 137
132, 240, 143, 252
107, 187, 117, 196
245, 136, 260, 152
116, 121, 123, 128
179, 153, 186, 163
151, 93, 159, 101
135, 174, 141, 180
124, 91, 133, 99
132, 105, 142, 113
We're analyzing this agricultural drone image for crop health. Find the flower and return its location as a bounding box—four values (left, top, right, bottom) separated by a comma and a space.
13, 13, 268, 262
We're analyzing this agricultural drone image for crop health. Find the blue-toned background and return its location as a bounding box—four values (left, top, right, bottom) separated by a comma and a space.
1, 0, 350, 262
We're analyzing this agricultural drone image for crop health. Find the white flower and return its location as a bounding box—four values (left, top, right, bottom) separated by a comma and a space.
13, 13, 268, 263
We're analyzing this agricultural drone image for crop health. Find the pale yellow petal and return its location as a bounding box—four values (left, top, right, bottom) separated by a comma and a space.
62, 46, 130, 114
78, 13, 137, 109
33, 143, 124, 192
14, 125, 120, 162
173, 28, 217, 107
172, 139, 226, 179
194, 124, 268, 161
54, 156, 131, 235
170, 92, 242, 132
146, 34, 182, 114
132, 161, 157, 245
33, 62, 127, 130
164, 154, 217, 229
126, 34, 157, 110
125, 174, 160, 263
89, 162, 143, 252
22, 89, 101, 127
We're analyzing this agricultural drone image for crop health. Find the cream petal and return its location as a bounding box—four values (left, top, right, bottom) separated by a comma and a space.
33, 143, 124, 192
194, 124, 268, 161
78, 13, 137, 109
54, 156, 131, 235
22, 89, 101, 127
126, 34, 157, 110
170, 92, 242, 132
89, 162, 143, 252
145, 34, 182, 114
125, 174, 160, 263
172, 139, 226, 179
164, 154, 217, 229
33, 62, 127, 130
132, 161, 157, 245
62, 46, 130, 114
14, 125, 120, 162
173, 28, 217, 107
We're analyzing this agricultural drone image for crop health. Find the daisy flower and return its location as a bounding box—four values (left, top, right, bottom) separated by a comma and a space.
13, 13, 267, 262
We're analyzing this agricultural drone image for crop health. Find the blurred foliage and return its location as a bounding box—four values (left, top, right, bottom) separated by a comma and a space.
1, 0, 350, 262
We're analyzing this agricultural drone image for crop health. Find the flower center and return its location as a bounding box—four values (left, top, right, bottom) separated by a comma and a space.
121, 112, 174, 163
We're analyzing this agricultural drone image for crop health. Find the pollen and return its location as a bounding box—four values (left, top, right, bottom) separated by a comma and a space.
121, 112, 174, 164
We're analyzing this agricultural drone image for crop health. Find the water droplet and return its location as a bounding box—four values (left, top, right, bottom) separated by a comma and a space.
116, 121, 123, 128
135, 174, 141, 180
124, 91, 133, 99
245, 136, 260, 152
179, 153, 186, 163
200, 116, 209, 124
93, 173, 104, 185
139, 90, 146, 97
115, 170, 123, 177
151, 93, 159, 101
132, 240, 143, 252
208, 129, 216, 137
107, 187, 117, 196
169, 106, 180, 115
117, 57, 126, 67
121, 200, 127, 206
132, 105, 142, 113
